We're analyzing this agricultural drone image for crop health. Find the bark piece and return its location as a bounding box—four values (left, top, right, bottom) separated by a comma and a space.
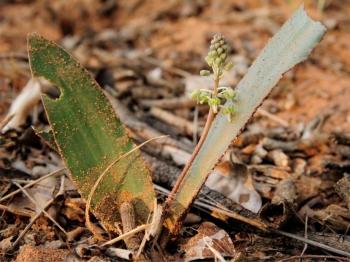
335, 176, 350, 211
119, 202, 141, 250
260, 177, 297, 228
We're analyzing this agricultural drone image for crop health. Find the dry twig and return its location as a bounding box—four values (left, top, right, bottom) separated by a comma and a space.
11, 176, 66, 248
13, 181, 67, 235
0, 168, 66, 203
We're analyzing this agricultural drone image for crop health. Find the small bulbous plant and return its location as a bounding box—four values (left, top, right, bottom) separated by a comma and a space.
164, 7, 326, 237
191, 34, 236, 122
28, 6, 326, 243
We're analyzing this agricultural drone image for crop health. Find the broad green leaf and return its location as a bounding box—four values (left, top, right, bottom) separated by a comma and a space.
164, 6, 326, 234
28, 34, 155, 232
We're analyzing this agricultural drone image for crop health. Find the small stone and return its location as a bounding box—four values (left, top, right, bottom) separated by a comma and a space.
44, 240, 65, 249
254, 144, 268, 158
292, 158, 306, 176
267, 149, 289, 167
251, 155, 262, 164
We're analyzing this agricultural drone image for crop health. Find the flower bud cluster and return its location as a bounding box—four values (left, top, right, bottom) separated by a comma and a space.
191, 34, 237, 122
205, 34, 233, 75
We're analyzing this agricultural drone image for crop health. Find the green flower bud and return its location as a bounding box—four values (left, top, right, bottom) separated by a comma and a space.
218, 87, 236, 101
224, 88, 235, 100
205, 56, 213, 66
206, 34, 231, 71
215, 57, 222, 65
191, 89, 201, 100
200, 70, 211, 76
220, 53, 227, 60
224, 61, 234, 71
208, 97, 221, 113
198, 92, 210, 104
191, 89, 213, 105
222, 104, 235, 122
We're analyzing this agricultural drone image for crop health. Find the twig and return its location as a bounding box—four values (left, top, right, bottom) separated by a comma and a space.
0, 167, 66, 203
140, 97, 196, 110
0, 114, 14, 131
194, 199, 267, 231
13, 181, 67, 235
149, 107, 203, 136
11, 198, 56, 248
107, 93, 193, 152
119, 202, 140, 250
100, 224, 150, 247
0, 203, 32, 217
11, 176, 65, 248
257, 108, 289, 127
136, 200, 163, 258
299, 215, 308, 260
85, 135, 168, 240
278, 255, 350, 262
136, 210, 153, 258
0, 52, 28, 61
141, 56, 190, 78
273, 229, 350, 258
203, 237, 226, 262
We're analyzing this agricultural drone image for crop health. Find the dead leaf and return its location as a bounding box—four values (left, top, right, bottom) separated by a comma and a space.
182, 222, 235, 262
206, 160, 262, 213
63, 198, 85, 223
0, 236, 13, 254
2, 78, 41, 132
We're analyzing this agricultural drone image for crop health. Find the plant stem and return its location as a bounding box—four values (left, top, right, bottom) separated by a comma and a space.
166, 74, 220, 203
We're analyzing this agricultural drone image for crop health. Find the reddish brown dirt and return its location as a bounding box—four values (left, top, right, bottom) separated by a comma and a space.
1, 0, 349, 133
15, 245, 69, 262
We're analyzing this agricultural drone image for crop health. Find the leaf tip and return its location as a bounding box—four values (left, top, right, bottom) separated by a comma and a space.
27, 32, 43, 48
296, 3, 327, 33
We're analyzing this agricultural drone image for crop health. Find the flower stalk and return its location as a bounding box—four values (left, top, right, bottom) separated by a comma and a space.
165, 34, 235, 209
